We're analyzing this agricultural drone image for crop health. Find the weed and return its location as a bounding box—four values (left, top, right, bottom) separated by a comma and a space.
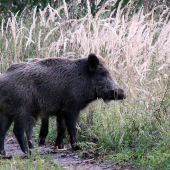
0, 1, 170, 169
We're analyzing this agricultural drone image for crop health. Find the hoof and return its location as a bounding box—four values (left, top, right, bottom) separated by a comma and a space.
38, 138, 46, 146
21, 154, 29, 159
71, 143, 81, 151
55, 139, 64, 149
55, 142, 64, 149
57, 144, 64, 149
0, 150, 6, 156
28, 140, 34, 149
23, 149, 31, 156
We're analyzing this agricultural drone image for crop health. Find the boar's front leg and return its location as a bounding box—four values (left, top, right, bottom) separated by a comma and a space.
55, 115, 66, 149
13, 118, 30, 154
25, 116, 35, 149
0, 114, 12, 155
38, 118, 49, 145
64, 112, 80, 150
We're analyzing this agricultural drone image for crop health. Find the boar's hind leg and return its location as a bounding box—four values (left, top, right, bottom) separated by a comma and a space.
0, 114, 12, 155
38, 118, 49, 145
13, 119, 29, 154
25, 116, 35, 149
55, 115, 66, 149
64, 113, 80, 150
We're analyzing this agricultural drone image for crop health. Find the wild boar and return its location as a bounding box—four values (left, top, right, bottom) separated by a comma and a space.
0, 53, 126, 155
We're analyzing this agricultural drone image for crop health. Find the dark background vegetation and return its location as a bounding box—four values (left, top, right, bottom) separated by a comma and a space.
0, 0, 170, 19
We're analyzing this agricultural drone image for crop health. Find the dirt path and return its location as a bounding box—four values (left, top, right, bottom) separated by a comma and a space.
3, 137, 123, 170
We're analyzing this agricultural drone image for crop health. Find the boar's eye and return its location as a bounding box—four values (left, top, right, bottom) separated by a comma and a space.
100, 71, 107, 76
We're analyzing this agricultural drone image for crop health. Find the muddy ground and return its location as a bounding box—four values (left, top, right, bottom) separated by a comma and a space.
2, 137, 129, 170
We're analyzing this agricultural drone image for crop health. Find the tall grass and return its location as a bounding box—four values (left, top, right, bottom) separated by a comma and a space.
0, 1, 170, 167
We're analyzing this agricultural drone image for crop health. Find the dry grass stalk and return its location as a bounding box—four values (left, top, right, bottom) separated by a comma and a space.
0, 2, 169, 122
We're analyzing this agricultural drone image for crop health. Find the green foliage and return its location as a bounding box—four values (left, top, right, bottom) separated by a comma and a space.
1, 0, 170, 20
0, 155, 61, 170
0, 1, 170, 169
0, 0, 52, 15
2, 0, 170, 17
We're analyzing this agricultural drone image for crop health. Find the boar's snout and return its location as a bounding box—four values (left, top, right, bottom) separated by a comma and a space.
109, 88, 127, 100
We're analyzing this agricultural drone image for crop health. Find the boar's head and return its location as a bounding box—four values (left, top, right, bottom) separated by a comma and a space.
88, 54, 127, 101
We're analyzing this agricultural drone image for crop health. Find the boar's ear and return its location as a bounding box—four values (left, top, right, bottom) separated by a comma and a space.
88, 54, 99, 72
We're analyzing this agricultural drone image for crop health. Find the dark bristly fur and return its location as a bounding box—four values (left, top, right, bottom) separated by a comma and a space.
0, 53, 126, 155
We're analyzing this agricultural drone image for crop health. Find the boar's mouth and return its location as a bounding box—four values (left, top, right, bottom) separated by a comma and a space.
106, 88, 127, 101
